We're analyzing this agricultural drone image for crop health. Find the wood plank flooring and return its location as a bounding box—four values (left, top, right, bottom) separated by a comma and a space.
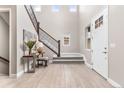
0, 63, 113, 88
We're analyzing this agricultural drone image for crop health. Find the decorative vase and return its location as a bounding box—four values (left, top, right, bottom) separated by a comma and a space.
29, 49, 32, 55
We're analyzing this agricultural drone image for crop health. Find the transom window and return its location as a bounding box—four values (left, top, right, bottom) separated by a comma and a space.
32, 5, 41, 12
69, 5, 77, 12
52, 5, 60, 12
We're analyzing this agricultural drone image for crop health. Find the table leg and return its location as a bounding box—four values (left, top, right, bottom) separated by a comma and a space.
33, 57, 35, 72
27, 58, 29, 72
45, 60, 48, 66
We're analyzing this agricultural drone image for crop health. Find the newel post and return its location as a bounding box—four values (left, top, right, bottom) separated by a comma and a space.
58, 40, 60, 57
37, 22, 40, 40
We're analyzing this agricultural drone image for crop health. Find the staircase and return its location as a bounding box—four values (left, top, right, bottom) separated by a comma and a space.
24, 5, 60, 57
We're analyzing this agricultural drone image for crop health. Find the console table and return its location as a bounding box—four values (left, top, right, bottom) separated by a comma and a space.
23, 55, 36, 73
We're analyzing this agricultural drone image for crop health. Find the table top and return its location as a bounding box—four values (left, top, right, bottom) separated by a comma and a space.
23, 55, 34, 57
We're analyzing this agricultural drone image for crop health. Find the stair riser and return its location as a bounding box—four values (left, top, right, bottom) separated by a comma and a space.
53, 61, 84, 64
53, 57, 83, 60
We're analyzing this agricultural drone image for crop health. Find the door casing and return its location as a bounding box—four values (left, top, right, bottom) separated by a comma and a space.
0, 8, 11, 76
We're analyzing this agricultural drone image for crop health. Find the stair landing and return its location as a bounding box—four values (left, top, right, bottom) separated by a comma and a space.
53, 53, 84, 63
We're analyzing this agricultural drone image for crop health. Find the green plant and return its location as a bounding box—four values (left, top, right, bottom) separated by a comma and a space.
25, 40, 36, 55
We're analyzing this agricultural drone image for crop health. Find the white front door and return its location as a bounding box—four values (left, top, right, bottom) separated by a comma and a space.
91, 8, 108, 79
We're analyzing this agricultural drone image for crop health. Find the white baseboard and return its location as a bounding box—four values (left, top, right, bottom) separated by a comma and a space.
85, 62, 93, 69
107, 78, 122, 88
81, 54, 122, 88
9, 74, 16, 78
81, 54, 92, 69
17, 70, 24, 78
53, 53, 83, 57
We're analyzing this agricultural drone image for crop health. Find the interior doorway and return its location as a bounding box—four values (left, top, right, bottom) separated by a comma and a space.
91, 8, 108, 79
0, 8, 11, 76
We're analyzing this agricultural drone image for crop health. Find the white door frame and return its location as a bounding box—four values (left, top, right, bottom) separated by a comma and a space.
91, 7, 108, 79
0, 8, 12, 76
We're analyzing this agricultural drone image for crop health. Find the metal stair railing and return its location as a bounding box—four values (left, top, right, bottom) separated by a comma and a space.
24, 5, 60, 57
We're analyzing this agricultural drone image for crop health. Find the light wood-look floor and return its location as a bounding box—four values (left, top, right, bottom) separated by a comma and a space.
0, 63, 113, 88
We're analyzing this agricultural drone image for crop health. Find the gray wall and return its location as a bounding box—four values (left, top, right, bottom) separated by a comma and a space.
0, 6, 16, 75
0, 12, 9, 74
17, 5, 36, 73
79, 5, 106, 64
109, 5, 124, 87
0, 12, 9, 25
35, 5, 80, 58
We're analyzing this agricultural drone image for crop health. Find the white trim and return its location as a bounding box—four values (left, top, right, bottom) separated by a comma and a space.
61, 53, 83, 56
0, 8, 12, 77
17, 70, 24, 78
9, 74, 16, 78
82, 54, 93, 69
61, 53, 81, 55
107, 78, 122, 88
85, 61, 93, 69
53, 53, 83, 57
53, 59, 84, 62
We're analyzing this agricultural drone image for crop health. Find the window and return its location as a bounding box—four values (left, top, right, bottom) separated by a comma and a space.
52, 5, 60, 12
69, 5, 77, 12
32, 5, 41, 12
95, 16, 103, 29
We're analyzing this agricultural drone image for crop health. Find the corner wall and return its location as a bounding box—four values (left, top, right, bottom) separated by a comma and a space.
108, 5, 124, 87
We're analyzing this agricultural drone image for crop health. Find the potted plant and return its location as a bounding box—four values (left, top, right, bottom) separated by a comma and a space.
25, 40, 36, 55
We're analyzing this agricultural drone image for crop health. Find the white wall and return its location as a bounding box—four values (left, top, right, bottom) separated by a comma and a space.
0, 12, 9, 74
35, 5, 80, 58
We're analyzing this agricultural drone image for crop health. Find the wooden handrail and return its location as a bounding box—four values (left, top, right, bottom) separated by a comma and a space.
0, 56, 9, 63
